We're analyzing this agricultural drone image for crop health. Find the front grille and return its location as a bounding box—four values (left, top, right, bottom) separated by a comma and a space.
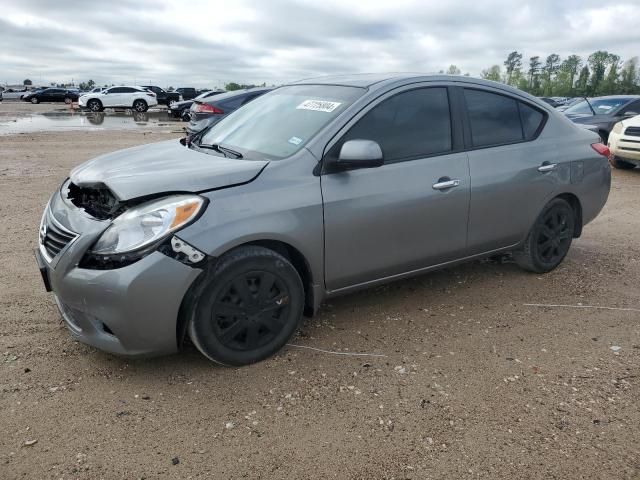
625, 126, 640, 137
40, 210, 78, 261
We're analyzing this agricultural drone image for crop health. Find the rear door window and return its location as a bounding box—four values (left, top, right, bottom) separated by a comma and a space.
464, 89, 522, 147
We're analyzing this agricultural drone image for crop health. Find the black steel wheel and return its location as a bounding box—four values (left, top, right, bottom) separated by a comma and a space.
514, 198, 575, 273
133, 99, 148, 112
189, 246, 304, 366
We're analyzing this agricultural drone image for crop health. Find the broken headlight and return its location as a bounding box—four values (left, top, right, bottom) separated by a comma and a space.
82, 195, 206, 268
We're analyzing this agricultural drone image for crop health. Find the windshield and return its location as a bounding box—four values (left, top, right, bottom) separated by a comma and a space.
200, 84, 365, 159
565, 98, 629, 116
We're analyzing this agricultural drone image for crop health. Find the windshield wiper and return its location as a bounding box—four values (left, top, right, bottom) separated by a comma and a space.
197, 143, 228, 157
583, 97, 596, 115
217, 144, 243, 159
197, 143, 243, 159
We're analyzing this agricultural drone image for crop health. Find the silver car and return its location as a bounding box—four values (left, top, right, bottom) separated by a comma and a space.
36, 74, 611, 366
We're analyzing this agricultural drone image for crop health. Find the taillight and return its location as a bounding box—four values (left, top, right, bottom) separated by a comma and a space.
194, 103, 223, 114
591, 143, 610, 158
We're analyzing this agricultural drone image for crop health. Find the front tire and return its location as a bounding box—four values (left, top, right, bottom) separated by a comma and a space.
514, 198, 575, 273
133, 99, 148, 112
611, 156, 636, 170
87, 99, 103, 112
30, 97, 39, 104
188, 246, 304, 366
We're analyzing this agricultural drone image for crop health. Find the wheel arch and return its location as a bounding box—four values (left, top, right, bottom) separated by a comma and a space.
176, 239, 317, 350
555, 192, 583, 238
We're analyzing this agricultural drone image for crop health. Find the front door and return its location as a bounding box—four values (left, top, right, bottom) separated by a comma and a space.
322, 86, 470, 291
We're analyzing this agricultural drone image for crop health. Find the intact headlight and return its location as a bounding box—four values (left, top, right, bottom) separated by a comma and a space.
91, 194, 205, 255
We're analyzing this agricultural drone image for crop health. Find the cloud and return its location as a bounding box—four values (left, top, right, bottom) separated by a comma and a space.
1, 0, 638, 88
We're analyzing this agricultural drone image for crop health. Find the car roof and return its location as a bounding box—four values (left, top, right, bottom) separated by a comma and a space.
288, 73, 538, 95
291, 73, 421, 88
287, 73, 550, 106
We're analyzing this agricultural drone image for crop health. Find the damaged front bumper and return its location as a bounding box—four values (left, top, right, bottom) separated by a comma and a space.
36, 185, 203, 357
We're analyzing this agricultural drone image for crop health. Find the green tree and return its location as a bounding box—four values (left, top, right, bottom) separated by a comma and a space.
23, 79, 32, 86
446, 65, 461, 75
528, 56, 542, 94
504, 51, 523, 86
619, 57, 639, 94
575, 65, 590, 96
542, 54, 560, 95
481, 65, 502, 82
558, 55, 582, 95
601, 54, 621, 95
79, 79, 96, 91
588, 50, 610, 95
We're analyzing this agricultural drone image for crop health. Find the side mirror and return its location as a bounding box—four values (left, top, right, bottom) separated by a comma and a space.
336, 140, 384, 170
623, 111, 638, 118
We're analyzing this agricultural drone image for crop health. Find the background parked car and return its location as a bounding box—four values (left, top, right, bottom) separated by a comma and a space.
556, 97, 582, 112
78, 86, 158, 112
22, 88, 79, 104
84, 87, 106, 95
563, 95, 640, 141
608, 114, 640, 170
2, 88, 33, 100
168, 90, 225, 120
186, 87, 272, 134
538, 97, 560, 108
175, 87, 199, 100
141, 85, 181, 106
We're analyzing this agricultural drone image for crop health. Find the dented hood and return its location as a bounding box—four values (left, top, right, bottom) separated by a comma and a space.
70, 139, 268, 200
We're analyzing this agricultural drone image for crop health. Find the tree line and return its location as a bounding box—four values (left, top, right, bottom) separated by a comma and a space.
475, 51, 639, 97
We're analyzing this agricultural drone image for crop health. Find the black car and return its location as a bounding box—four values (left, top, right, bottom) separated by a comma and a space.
22, 88, 79, 104
564, 95, 640, 141
141, 86, 181, 106
186, 87, 272, 134
168, 90, 225, 120
175, 87, 199, 100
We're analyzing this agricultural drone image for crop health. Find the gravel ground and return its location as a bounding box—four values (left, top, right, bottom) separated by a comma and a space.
1, 104, 639, 479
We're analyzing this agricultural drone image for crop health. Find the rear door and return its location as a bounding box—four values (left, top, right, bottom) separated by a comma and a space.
461, 87, 559, 254
322, 85, 470, 291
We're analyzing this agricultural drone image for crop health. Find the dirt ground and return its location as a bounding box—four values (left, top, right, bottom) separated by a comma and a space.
1, 103, 639, 479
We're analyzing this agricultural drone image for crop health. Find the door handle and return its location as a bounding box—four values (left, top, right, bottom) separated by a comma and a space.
432, 179, 460, 190
538, 163, 557, 172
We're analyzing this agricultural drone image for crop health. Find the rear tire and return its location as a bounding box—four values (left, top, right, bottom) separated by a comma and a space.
87, 99, 103, 112
64, 97, 73, 104
514, 198, 575, 273
133, 99, 148, 112
188, 246, 304, 366
611, 156, 636, 170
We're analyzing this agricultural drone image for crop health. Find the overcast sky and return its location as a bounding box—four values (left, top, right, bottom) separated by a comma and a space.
1, 0, 638, 88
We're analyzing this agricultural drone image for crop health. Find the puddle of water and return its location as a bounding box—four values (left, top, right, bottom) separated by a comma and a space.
0, 110, 185, 135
